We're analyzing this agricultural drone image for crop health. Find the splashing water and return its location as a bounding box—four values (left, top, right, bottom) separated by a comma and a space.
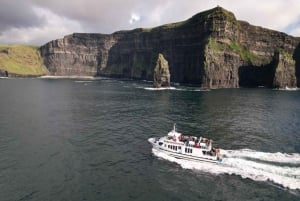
152, 148, 300, 190
143, 87, 209, 92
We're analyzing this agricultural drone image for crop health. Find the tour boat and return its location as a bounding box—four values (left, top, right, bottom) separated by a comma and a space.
148, 124, 222, 163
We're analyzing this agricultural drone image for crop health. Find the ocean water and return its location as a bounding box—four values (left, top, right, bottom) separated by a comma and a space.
0, 78, 299, 201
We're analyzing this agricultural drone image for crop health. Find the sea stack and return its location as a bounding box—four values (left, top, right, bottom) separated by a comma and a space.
153, 53, 170, 88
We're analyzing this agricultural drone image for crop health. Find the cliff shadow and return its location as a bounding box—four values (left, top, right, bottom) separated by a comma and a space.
181, 49, 206, 85
238, 61, 277, 88
293, 42, 300, 87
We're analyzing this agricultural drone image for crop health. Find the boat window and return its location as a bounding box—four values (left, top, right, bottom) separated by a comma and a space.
164, 144, 166, 147
185, 148, 192, 153
168, 145, 170, 149
178, 146, 181, 150
159, 142, 163, 146
175, 146, 177, 151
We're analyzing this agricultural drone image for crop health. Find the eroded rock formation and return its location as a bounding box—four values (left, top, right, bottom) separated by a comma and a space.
0, 69, 8, 77
153, 53, 170, 88
40, 6, 300, 88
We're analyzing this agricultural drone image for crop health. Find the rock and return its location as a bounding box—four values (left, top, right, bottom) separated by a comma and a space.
153, 53, 170, 88
40, 6, 300, 88
0, 69, 8, 77
272, 51, 297, 88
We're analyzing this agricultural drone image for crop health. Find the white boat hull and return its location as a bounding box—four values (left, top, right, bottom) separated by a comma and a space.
148, 137, 222, 164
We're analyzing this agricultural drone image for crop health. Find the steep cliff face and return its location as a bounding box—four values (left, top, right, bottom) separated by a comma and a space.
0, 69, 8, 77
40, 34, 115, 76
294, 43, 300, 87
40, 6, 300, 88
202, 8, 300, 88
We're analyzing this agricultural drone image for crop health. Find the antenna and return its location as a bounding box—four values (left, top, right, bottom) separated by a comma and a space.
173, 123, 176, 132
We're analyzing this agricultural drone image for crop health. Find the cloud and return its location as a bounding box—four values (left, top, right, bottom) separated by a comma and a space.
129, 13, 140, 24
0, 6, 82, 45
0, 0, 300, 45
0, 0, 45, 31
290, 28, 300, 37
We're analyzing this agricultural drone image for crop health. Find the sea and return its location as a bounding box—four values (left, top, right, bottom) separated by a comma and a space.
0, 77, 299, 201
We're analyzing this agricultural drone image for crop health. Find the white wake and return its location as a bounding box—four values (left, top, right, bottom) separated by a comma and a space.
152, 148, 300, 190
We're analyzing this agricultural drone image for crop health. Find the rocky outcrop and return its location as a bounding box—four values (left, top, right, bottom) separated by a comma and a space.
40, 6, 300, 88
0, 69, 8, 77
294, 43, 300, 87
153, 53, 170, 87
272, 51, 297, 88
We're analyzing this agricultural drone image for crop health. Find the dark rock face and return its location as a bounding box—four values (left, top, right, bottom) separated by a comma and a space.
0, 69, 8, 77
153, 53, 170, 87
294, 43, 300, 87
40, 6, 300, 88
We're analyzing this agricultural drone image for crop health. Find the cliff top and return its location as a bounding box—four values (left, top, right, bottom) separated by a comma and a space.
0, 45, 48, 75
139, 6, 237, 32
191, 6, 236, 22
60, 6, 299, 40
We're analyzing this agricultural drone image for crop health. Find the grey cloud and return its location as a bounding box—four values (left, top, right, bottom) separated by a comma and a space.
0, 0, 45, 31
30, 0, 175, 33
0, 0, 300, 45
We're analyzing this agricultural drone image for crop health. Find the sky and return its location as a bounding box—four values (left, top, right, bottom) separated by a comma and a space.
0, 0, 300, 45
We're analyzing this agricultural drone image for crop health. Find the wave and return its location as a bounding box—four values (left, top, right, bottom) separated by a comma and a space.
39, 75, 95, 79
74, 80, 93, 83
152, 148, 300, 190
144, 87, 176, 91
273, 87, 299, 91
143, 87, 210, 92
223, 149, 300, 164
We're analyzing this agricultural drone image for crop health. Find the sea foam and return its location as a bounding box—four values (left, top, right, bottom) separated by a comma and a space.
143, 87, 210, 92
152, 148, 300, 190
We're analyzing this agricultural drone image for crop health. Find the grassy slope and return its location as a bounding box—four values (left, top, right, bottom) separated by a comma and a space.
0, 45, 48, 75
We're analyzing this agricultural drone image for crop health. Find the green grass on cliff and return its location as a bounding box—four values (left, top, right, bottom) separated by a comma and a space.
142, 20, 187, 32
208, 38, 223, 51
229, 41, 258, 63
0, 45, 48, 75
207, 38, 258, 63
277, 48, 294, 61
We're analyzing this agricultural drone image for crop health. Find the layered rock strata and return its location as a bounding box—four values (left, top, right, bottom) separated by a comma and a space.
40, 6, 300, 88
153, 53, 170, 87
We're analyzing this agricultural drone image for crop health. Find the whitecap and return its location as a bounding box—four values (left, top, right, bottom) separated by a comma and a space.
74, 80, 93, 83
39, 75, 95, 79
143, 87, 209, 91
144, 87, 176, 91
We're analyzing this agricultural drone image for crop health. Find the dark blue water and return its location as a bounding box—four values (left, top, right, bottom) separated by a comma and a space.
0, 78, 299, 201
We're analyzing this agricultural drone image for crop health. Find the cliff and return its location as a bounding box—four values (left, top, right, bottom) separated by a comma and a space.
0, 45, 48, 77
40, 6, 300, 88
